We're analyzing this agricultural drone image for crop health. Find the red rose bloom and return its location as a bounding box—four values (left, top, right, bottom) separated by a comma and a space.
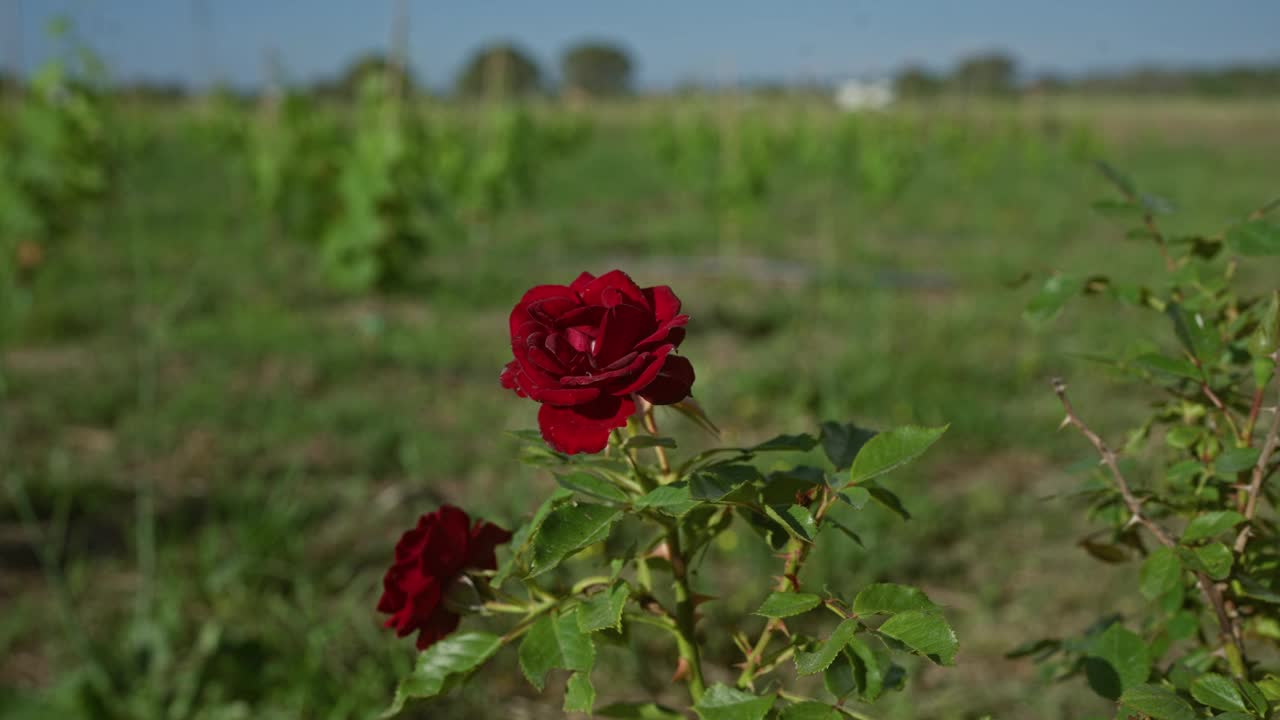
501, 269, 696, 454
377, 506, 512, 650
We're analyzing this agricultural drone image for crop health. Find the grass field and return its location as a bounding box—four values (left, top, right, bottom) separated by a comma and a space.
2, 96, 1278, 719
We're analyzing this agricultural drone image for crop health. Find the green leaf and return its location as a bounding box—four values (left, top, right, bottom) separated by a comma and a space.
752, 433, 819, 452
848, 425, 947, 486
1257, 674, 1280, 701
779, 701, 842, 720
853, 583, 938, 615
634, 482, 700, 517
823, 650, 861, 702
1025, 274, 1085, 324
622, 435, 678, 450
384, 633, 502, 716
596, 702, 685, 719
878, 610, 958, 665
755, 592, 822, 618
1214, 449, 1260, 476
528, 503, 622, 577
1190, 673, 1249, 713
495, 489, 574, 583
518, 612, 596, 691
1227, 219, 1280, 256
578, 582, 630, 633
819, 421, 877, 470
1132, 353, 1202, 381
692, 684, 775, 720
1119, 683, 1198, 720
1166, 611, 1199, 642
1183, 511, 1246, 543
563, 672, 595, 713
1097, 160, 1138, 197
864, 482, 912, 520
690, 464, 761, 501
1085, 623, 1151, 700
1092, 198, 1141, 218
764, 504, 818, 542
1140, 548, 1183, 600
1166, 425, 1202, 450
829, 636, 888, 702
1193, 542, 1234, 580
824, 518, 864, 547
838, 486, 870, 509
796, 618, 862, 675
1167, 303, 1223, 363
555, 472, 629, 503
1239, 679, 1270, 717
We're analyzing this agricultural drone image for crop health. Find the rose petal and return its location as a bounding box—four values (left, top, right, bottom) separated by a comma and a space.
639, 354, 695, 405
527, 385, 601, 405
511, 338, 565, 389
526, 295, 580, 326
594, 302, 655, 363
499, 361, 525, 397
527, 343, 568, 375
555, 305, 606, 330
510, 285, 576, 337
564, 327, 593, 353
420, 506, 471, 577
580, 270, 647, 309
386, 575, 440, 636
538, 395, 636, 454
569, 271, 596, 294
415, 609, 461, 650
612, 345, 675, 396
560, 351, 648, 387
643, 285, 682, 323
635, 314, 689, 349
466, 520, 514, 570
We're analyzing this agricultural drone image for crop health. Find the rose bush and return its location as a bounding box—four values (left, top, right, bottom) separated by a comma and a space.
378, 506, 512, 650
382, 269, 952, 719
500, 269, 695, 454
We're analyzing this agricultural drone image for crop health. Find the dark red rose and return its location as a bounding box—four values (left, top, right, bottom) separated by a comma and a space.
501, 270, 696, 454
377, 506, 512, 651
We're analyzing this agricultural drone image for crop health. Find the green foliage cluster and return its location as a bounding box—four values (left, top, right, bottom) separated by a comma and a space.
248, 90, 343, 244
388, 413, 953, 718
1019, 164, 1280, 719
652, 110, 1100, 220
0, 20, 113, 343
320, 75, 441, 291
0, 22, 111, 267
244, 85, 591, 291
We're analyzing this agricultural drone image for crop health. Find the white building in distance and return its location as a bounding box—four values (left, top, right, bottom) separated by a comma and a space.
834, 78, 894, 111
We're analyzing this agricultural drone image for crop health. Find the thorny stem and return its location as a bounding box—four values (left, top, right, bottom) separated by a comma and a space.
1146, 212, 1177, 273
666, 526, 706, 703
1053, 378, 1248, 679
641, 404, 672, 476
1200, 380, 1244, 446
1244, 385, 1269, 441
736, 487, 840, 689
1235, 388, 1280, 555
635, 404, 703, 701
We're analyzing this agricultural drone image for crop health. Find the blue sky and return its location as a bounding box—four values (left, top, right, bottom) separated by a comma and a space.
6, 1, 1280, 89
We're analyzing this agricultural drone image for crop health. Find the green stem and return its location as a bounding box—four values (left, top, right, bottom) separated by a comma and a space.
737, 487, 837, 689
666, 526, 705, 703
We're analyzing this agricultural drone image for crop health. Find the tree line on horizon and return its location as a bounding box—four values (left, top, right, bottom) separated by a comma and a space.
3, 41, 1279, 103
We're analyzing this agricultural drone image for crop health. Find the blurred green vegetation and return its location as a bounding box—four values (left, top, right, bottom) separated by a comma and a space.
2, 95, 1279, 719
